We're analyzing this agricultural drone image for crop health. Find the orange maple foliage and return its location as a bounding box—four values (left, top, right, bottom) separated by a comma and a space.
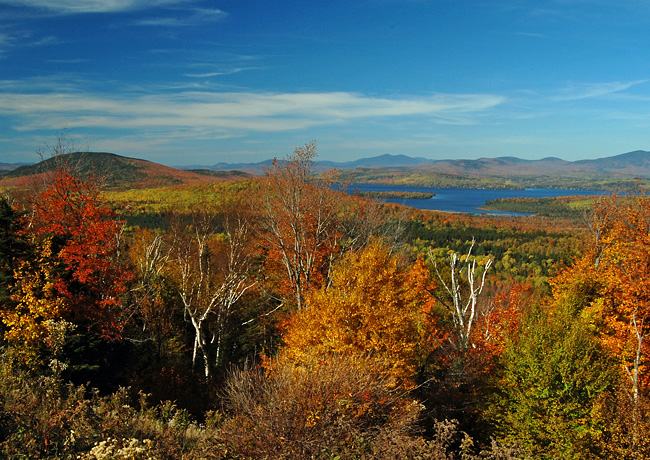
550, 194, 650, 397
281, 240, 436, 387
475, 281, 532, 357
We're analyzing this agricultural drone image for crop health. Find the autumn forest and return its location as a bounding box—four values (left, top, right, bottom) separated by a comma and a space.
1, 140, 650, 459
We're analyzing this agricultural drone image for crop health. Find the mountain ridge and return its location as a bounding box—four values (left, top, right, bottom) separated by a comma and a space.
201, 150, 650, 177
2, 150, 650, 190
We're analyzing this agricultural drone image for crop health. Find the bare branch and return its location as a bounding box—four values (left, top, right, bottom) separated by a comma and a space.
428, 239, 492, 351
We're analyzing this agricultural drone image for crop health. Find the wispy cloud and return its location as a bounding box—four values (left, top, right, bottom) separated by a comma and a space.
0, 33, 12, 54
184, 68, 256, 78
134, 8, 227, 27
29, 35, 60, 46
0, 27, 24, 57
181, 51, 265, 79
553, 80, 648, 101
513, 31, 546, 38
0, 0, 189, 14
0, 29, 59, 57
0, 82, 505, 136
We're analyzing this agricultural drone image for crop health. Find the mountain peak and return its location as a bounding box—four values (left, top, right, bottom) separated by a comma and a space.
0, 151, 251, 189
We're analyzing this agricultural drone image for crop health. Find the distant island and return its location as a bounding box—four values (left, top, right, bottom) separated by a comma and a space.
352, 189, 435, 200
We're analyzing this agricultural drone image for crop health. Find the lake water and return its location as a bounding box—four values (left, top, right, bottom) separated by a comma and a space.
346, 184, 608, 216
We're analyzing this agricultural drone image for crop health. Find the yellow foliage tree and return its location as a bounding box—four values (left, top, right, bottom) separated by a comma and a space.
2, 238, 67, 365
281, 240, 435, 386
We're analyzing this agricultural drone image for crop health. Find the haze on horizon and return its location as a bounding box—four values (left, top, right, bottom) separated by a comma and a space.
1, 0, 650, 166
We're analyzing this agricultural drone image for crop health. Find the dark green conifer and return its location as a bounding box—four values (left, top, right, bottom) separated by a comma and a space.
0, 197, 29, 306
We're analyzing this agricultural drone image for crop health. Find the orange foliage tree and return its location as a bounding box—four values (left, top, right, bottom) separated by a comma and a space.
281, 240, 436, 386
473, 281, 531, 360
585, 196, 650, 395
33, 166, 133, 336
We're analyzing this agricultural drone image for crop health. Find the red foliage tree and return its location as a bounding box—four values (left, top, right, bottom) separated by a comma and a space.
28, 165, 133, 339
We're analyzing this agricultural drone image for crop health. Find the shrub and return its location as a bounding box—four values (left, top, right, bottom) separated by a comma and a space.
0, 350, 226, 459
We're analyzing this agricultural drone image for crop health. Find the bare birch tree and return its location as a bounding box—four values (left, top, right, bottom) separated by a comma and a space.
258, 141, 341, 310
168, 211, 256, 377
129, 230, 176, 360
428, 239, 492, 351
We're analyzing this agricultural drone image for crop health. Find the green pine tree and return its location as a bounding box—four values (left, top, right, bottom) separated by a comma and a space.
0, 197, 29, 306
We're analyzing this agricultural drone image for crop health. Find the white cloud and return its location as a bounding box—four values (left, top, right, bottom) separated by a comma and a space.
0, 86, 505, 135
135, 8, 227, 26
184, 68, 258, 78
553, 80, 648, 101
0, 0, 188, 14
29, 35, 60, 46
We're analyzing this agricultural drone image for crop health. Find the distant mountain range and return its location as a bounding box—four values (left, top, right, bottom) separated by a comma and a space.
202, 150, 650, 177
0, 162, 31, 172
1, 150, 649, 190
201, 153, 437, 173
415, 150, 650, 178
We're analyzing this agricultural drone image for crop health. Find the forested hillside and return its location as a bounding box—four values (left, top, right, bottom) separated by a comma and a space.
343, 166, 650, 190
0, 151, 250, 190
0, 142, 649, 459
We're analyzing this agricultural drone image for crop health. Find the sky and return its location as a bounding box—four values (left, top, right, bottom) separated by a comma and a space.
1, 0, 650, 166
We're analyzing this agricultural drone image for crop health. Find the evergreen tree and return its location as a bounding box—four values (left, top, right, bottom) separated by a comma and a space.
493, 298, 616, 459
0, 197, 29, 306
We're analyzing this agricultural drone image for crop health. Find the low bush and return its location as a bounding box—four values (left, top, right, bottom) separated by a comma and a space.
0, 351, 226, 459
220, 354, 524, 459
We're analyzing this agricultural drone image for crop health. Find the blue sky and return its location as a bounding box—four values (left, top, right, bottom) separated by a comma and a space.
1, 0, 650, 165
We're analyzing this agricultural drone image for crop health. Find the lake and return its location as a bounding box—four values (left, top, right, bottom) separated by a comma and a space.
346, 184, 608, 216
